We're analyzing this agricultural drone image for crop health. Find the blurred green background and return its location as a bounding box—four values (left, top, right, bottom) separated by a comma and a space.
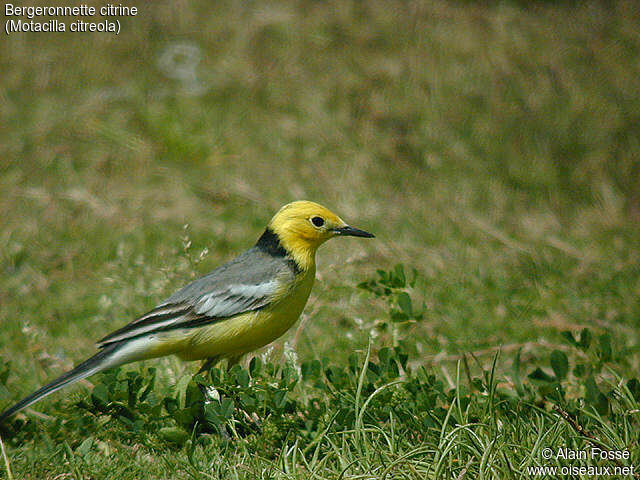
1, 0, 639, 388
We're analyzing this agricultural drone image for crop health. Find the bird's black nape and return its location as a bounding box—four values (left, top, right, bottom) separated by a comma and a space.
255, 228, 302, 275
255, 228, 288, 257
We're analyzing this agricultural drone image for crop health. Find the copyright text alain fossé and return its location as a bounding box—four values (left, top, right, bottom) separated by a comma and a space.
4, 4, 138, 35
526, 447, 635, 477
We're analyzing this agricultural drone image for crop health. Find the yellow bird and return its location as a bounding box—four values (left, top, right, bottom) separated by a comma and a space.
0, 201, 374, 421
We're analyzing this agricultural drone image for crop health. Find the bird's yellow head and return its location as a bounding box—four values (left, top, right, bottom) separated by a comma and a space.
267, 201, 374, 270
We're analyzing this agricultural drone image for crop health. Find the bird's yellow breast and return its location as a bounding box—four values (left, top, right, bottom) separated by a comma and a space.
176, 265, 316, 361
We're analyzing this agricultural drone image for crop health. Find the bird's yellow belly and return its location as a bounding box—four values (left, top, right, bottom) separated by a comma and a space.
176, 268, 315, 361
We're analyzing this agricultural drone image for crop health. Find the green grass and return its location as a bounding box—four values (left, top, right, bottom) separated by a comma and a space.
1, 0, 640, 478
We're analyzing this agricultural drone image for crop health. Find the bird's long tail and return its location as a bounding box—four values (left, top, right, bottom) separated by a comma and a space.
0, 343, 124, 423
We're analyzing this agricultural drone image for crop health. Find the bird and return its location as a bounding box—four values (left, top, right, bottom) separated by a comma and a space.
0, 201, 374, 422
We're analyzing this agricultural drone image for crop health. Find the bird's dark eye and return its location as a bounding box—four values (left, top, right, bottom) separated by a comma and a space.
311, 216, 325, 227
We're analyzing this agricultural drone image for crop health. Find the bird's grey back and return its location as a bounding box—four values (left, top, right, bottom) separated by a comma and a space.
161, 246, 296, 306
96, 228, 301, 347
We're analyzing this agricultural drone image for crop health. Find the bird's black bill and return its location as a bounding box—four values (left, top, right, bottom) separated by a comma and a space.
333, 225, 375, 238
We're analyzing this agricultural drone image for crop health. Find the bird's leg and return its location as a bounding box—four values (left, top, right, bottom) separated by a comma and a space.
197, 356, 220, 374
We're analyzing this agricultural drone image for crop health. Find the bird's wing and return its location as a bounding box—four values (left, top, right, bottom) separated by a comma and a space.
97, 247, 295, 347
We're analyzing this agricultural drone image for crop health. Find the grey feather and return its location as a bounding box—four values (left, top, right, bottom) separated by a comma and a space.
162, 246, 292, 304
97, 246, 296, 347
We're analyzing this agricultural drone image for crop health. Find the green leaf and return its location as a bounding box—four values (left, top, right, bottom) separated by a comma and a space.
390, 310, 409, 323
204, 398, 235, 426
393, 347, 409, 369
164, 397, 179, 415
574, 363, 588, 378
326, 366, 348, 388
585, 375, 600, 403
249, 357, 262, 377
627, 378, 640, 402
408, 267, 418, 287
528, 368, 554, 383
385, 358, 400, 377
274, 390, 287, 410
366, 361, 381, 379
76, 436, 93, 457
301, 360, 321, 380
578, 328, 592, 350
378, 347, 392, 366
357, 280, 377, 293
185, 380, 204, 408
550, 350, 568, 380
204, 403, 221, 426
598, 334, 612, 362
393, 264, 406, 287
173, 407, 195, 428
91, 384, 109, 410
219, 398, 234, 419
560, 331, 577, 346
175, 375, 192, 409
159, 427, 189, 445
139, 368, 156, 402
397, 292, 413, 316
235, 368, 250, 388
238, 392, 256, 409
584, 375, 608, 415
